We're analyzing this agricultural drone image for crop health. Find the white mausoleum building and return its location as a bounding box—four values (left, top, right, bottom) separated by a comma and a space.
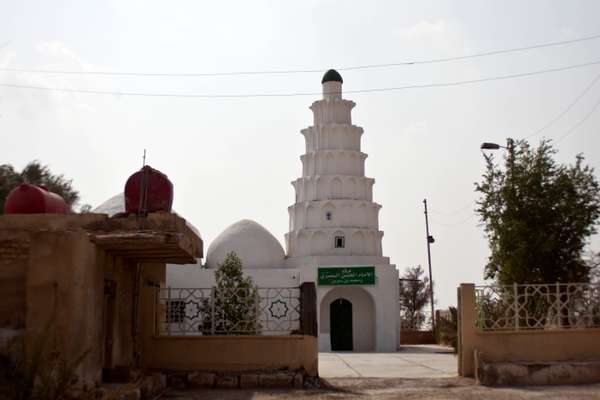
95, 70, 400, 351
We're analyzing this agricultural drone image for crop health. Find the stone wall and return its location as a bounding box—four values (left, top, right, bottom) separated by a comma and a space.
0, 231, 29, 330
26, 229, 105, 383
0, 222, 108, 384
0, 213, 201, 386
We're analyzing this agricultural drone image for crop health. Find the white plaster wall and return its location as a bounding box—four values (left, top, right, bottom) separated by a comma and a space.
166, 261, 204, 287
286, 228, 383, 257
311, 100, 355, 125
167, 261, 399, 352
293, 263, 399, 352
301, 125, 363, 153
288, 200, 381, 230
300, 151, 366, 176
369, 264, 400, 351
291, 177, 374, 203
166, 264, 301, 288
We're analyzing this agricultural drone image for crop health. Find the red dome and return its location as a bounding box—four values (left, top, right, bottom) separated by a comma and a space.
4, 183, 67, 214
124, 165, 173, 215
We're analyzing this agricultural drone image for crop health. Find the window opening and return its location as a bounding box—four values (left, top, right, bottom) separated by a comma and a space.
326, 211, 333, 221
334, 235, 345, 248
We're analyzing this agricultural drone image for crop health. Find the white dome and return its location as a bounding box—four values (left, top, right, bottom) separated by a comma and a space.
205, 220, 285, 269
93, 193, 125, 216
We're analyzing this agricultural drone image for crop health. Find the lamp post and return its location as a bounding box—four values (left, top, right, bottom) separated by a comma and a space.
480, 138, 514, 154
481, 138, 516, 181
423, 199, 435, 331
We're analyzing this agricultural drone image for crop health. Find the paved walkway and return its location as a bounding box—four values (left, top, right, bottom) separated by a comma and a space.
319, 345, 457, 378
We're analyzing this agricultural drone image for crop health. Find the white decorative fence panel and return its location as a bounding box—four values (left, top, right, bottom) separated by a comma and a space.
156, 287, 301, 336
475, 283, 600, 331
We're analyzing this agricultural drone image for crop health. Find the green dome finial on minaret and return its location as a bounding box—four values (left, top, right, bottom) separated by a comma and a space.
321, 69, 343, 84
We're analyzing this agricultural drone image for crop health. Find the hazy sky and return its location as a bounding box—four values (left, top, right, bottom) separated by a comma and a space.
2, 1, 600, 307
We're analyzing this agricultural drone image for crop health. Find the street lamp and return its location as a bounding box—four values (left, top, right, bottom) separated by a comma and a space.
480, 138, 514, 151
481, 138, 516, 170
480, 142, 501, 150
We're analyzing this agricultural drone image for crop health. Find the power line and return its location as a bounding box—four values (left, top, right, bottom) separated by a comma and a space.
555, 89, 600, 143
1, 59, 599, 99
464, 78, 600, 220
344, 33, 600, 70
431, 85, 600, 224
526, 69, 600, 139
1, 33, 600, 77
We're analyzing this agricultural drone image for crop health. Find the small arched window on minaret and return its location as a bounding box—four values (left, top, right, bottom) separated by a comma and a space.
334, 235, 345, 248
326, 211, 333, 221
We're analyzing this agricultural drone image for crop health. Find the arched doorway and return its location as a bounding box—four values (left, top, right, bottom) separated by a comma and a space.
330, 298, 353, 351
319, 287, 375, 351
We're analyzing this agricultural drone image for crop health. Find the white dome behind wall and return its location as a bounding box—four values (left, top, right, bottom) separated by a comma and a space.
93, 193, 126, 216
205, 220, 286, 269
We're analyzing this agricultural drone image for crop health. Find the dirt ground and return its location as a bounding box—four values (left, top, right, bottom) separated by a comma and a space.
160, 377, 600, 399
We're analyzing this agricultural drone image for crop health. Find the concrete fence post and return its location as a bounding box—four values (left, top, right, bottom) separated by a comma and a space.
457, 286, 462, 374
300, 282, 317, 337
167, 286, 171, 336
556, 282, 562, 329
211, 288, 216, 335
514, 283, 519, 330
152, 285, 158, 336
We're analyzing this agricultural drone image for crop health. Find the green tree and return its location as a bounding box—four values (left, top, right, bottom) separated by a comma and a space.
435, 307, 458, 352
399, 265, 431, 330
476, 139, 600, 285
202, 252, 260, 335
588, 251, 600, 284
0, 161, 81, 213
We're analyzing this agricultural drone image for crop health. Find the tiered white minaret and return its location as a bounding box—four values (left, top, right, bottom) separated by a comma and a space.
285, 70, 387, 262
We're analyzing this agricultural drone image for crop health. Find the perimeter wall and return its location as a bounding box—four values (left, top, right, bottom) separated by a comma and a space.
458, 283, 600, 377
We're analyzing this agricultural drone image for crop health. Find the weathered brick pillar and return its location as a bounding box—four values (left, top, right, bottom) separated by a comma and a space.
300, 282, 317, 337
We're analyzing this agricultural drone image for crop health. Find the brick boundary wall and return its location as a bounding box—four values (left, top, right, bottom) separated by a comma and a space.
399, 330, 436, 345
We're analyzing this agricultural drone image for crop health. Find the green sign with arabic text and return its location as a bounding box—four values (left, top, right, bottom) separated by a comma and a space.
317, 266, 376, 286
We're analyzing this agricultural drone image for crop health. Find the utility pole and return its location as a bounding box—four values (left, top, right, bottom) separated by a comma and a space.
423, 199, 435, 330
